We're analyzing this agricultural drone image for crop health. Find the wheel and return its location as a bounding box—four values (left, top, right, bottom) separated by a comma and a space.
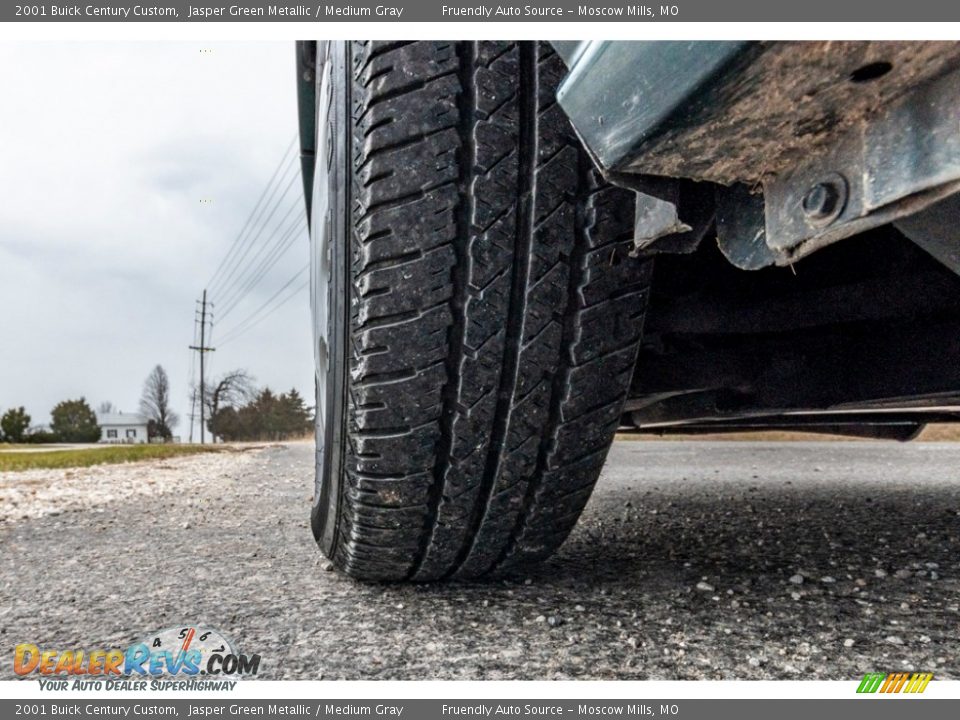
310, 40, 652, 581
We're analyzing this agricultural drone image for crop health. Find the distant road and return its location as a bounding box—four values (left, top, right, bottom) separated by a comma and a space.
0, 443, 98, 453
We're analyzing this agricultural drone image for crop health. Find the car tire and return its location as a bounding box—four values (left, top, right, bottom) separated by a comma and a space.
311, 40, 653, 581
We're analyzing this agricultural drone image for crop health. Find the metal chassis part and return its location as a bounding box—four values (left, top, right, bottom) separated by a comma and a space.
755, 66, 960, 267
556, 41, 960, 273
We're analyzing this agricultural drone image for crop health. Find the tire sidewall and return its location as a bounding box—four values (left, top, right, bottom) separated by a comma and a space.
310, 40, 349, 557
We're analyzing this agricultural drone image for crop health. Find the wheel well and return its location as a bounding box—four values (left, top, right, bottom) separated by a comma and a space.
627, 223, 960, 429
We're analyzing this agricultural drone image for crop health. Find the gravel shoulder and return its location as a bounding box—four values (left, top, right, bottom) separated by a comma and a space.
0, 446, 260, 520
1, 440, 958, 680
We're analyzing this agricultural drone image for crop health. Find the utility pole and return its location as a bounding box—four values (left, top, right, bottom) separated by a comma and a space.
189, 290, 216, 444
187, 385, 197, 443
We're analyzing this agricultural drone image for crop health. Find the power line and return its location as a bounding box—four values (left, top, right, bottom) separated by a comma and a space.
209, 157, 299, 301
215, 196, 305, 310
206, 136, 297, 295
209, 161, 300, 302
217, 264, 308, 343
216, 217, 308, 323
216, 265, 310, 346
198, 136, 309, 372
217, 278, 309, 348
215, 201, 307, 321
206, 139, 296, 296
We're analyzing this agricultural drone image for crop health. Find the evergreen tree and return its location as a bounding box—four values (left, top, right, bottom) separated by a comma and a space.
206, 386, 313, 441
1, 406, 31, 443
50, 398, 100, 443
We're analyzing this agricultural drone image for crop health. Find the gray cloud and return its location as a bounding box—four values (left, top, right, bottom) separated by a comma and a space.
0, 41, 314, 437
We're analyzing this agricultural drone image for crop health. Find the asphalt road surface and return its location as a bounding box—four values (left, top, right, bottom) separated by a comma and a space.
3, 441, 959, 680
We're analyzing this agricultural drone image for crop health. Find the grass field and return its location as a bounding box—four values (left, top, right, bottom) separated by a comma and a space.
0, 444, 225, 472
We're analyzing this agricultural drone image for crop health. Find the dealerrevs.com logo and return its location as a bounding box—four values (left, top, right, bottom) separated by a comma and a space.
15, 626, 260, 691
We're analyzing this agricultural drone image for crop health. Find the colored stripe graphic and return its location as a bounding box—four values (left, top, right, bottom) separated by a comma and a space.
907, 673, 934, 693
857, 673, 886, 693
857, 672, 933, 694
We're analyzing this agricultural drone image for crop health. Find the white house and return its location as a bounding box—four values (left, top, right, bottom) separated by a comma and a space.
97, 412, 149, 444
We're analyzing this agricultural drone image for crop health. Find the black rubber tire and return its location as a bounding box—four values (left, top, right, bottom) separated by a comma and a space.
311, 40, 652, 581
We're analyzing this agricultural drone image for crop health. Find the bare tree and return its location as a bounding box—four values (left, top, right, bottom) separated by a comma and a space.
97, 401, 115, 415
140, 364, 179, 440
202, 369, 256, 419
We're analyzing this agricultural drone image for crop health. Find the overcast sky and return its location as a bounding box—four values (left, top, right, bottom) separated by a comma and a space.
0, 42, 313, 438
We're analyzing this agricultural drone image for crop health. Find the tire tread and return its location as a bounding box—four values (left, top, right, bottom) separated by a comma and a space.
328, 41, 651, 581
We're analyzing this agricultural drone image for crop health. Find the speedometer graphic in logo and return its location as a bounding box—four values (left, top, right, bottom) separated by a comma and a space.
136, 625, 253, 678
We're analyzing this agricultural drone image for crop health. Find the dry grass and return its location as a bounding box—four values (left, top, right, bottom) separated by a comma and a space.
616, 423, 960, 443
0, 444, 226, 472
915, 423, 960, 441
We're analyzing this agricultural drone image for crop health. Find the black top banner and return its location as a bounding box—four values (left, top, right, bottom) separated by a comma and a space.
5, 0, 960, 22
0, 700, 958, 720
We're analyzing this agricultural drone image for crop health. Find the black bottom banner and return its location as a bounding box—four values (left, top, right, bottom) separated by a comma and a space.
3, 699, 958, 720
